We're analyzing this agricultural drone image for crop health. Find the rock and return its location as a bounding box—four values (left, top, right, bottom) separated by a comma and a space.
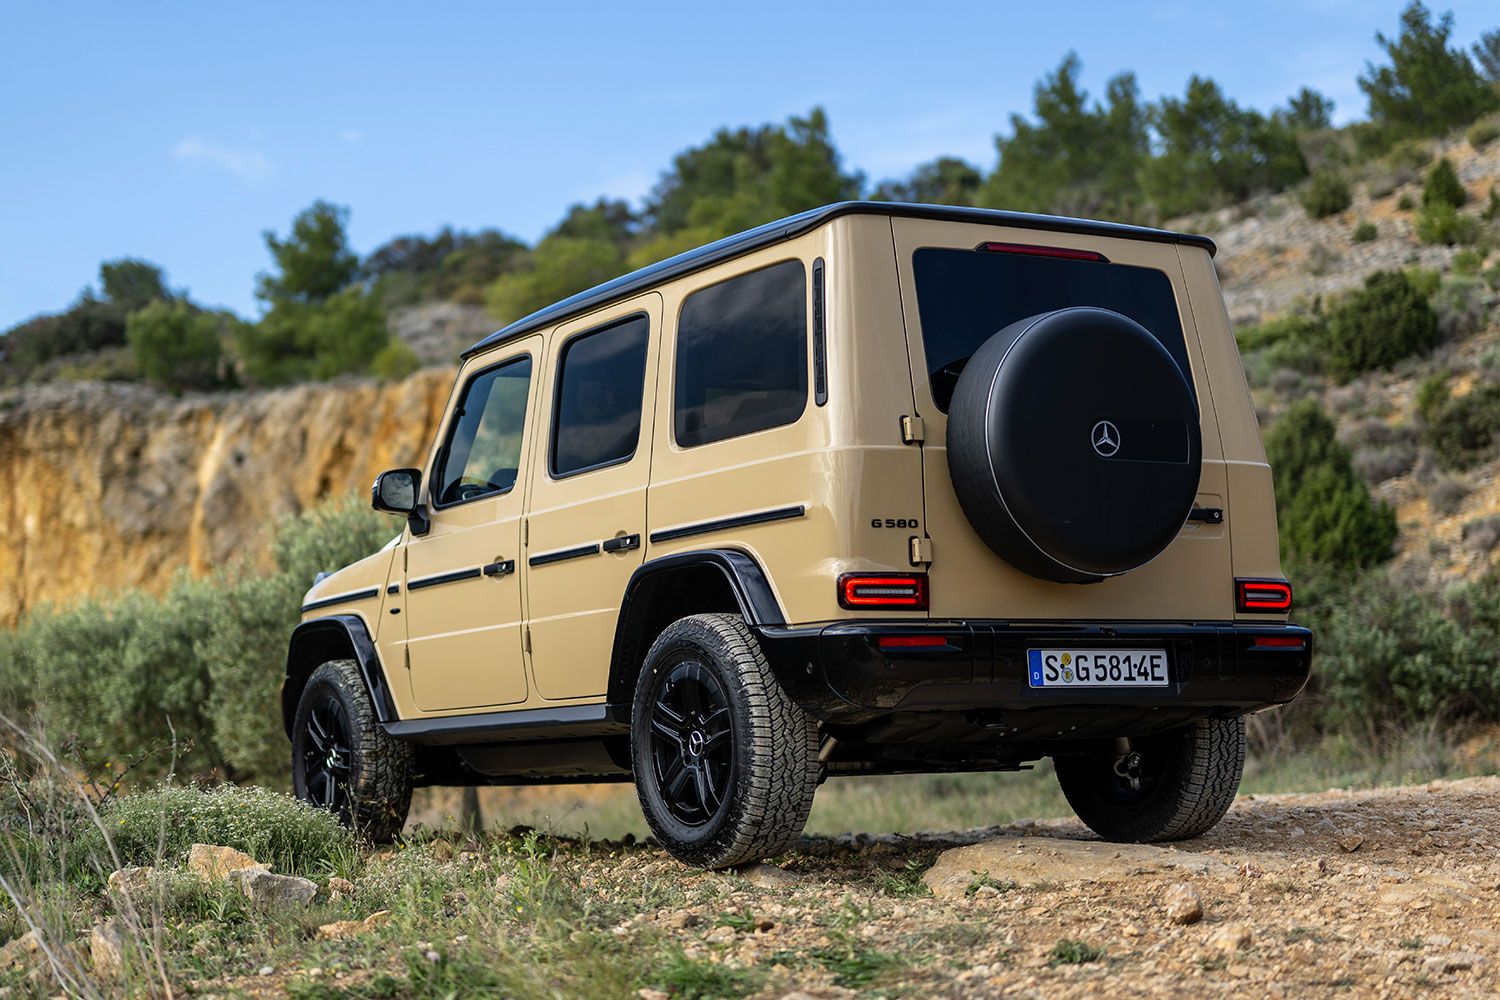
316, 921, 366, 941
924, 837, 1214, 898
363, 910, 392, 929
665, 911, 698, 929
89, 921, 124, 979
258, 966, 274, 976
0, 932, 39, 968
1209, 924, 1253, 952
1238, 861, 1265, 878
106, 866, 156, 893
1164, 883, 1204, 925
637, 990, 670, 1000
328, 876, 355, 895
739, 863, 800, 888
1337, 834, 1364, 853
1423, 952, 1483, 974
228, 869, 317, 907
188, 844, 268, 882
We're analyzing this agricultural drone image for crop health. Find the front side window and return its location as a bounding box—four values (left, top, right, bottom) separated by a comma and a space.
674, 260, 807, 448
550, 314, 651, 477
433, 355, 532, 506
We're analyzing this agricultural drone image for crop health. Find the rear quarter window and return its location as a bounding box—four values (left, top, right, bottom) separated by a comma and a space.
913, 247, 1192, 411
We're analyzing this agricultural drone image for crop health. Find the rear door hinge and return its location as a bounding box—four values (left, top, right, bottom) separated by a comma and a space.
524, 627, 532, 654
900, 415, 925, 444
909, 535, 933, 566
523, 519, 529, 545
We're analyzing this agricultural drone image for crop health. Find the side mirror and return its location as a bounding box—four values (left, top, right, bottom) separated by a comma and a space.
371, 468, 430, 536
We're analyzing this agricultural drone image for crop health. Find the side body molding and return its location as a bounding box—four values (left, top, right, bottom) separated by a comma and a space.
282, 615, 398, 735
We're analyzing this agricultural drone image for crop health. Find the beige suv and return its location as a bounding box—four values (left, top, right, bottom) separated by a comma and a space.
283, 203, 1310, 867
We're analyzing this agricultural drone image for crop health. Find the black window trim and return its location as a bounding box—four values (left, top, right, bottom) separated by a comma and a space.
429, 351, 535, 512
671, 256, 811, 450
546, 310, 652, 482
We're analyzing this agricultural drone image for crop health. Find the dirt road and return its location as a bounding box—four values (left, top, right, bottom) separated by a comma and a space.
642, 776, 1500, 998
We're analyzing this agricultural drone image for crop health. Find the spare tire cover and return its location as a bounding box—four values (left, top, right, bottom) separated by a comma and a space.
945, 307, 1201, 584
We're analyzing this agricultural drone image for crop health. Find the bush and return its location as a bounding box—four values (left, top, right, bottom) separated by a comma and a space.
1233, 313, 1326, 352
1422, 157, 1467, 209
1397, 193, 1414, 211
1298, 172, 1352, 218
87, 784, 355, 876
127, 301, 238, 392
238, 288, 390, 385
1451, 249, 1484, 275
1415, 202, 1483, 245
1264, 400, 1398, 569
371, 339, 421, 381
1352, 220, 1379, 242
1300, 569, 1500, 730
1428, 475, 1471, 515
1431, 275, 1488, 340
1462, 514, 1500, 554
0, 496, 390, 784
1423, 384, 1500, 470
1468, 117, 1500, 149
1324, 270, 1438, 377
1484, 185, 1500, 223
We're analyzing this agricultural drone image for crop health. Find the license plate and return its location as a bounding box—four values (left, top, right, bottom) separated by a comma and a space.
1027, 648, 1169, 688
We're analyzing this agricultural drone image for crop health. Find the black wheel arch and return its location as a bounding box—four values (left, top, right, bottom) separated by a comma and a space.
606, 550, 786, 706
283, 615, 398, 737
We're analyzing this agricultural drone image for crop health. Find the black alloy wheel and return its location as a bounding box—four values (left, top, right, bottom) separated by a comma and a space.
631, 614, 819, 868
299, 694, 353, 816
290, 659, 415, 843
648, 660, 734, 827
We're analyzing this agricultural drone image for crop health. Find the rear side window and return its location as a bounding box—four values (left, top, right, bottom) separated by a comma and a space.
551, 314, 650, 477
913, 248, 1191, 411
675, 260, 807, 447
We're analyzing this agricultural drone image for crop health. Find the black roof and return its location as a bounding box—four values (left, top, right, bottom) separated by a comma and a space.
463, 201, 1217, 359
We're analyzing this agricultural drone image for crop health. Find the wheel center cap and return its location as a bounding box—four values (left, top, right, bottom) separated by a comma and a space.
326, 752, 338, 769
688, 730, 705, 757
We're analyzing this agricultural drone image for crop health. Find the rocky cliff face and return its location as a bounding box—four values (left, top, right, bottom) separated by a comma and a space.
0, 369, 457, 625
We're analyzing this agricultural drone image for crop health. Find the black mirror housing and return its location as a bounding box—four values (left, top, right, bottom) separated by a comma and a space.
371, 468, 430, 535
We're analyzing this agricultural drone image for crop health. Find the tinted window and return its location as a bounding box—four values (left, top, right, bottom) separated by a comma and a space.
434, 356, 532, 506
551, 315, 650, 477
913, 248, 1192, 411
675, 260, 807, 447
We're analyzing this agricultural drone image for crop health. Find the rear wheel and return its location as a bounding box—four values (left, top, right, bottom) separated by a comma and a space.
291, 660, 414, 842
631, 614, 818, 868
1053, 717, 1245, 842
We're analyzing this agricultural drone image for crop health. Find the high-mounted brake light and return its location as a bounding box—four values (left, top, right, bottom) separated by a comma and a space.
1236, 578, 1293, 613
838, 573, 929, 610
975, 241, 1108, 262
877, 635, 949, 649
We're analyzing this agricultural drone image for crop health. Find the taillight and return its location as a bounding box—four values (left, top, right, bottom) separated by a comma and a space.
974, 241, 1108, 262
838, 573, 929, 610
1251, 635, 1305, 649
1236, 578, 1293, 613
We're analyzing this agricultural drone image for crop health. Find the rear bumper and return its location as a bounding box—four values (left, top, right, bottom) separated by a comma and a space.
756, 620, 1311, 724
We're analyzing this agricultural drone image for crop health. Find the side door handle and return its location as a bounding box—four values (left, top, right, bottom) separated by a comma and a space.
602, 533, 641, 553
483, 559, 516, 577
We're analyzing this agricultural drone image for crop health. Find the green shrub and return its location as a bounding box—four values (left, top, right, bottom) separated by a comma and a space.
1432, 275, 1488, 340
1451, 249, 1484, 275
1415, 373, 1450, 423
0, 496, 390, 784
1300, 570, 1500, 730
86, 784, 355, 876
1396, 193, 1414, 211
1422, 158, 1467, 209
1484, 185, 1500, 223
370, 339, 421, 381
1423, 384, 1500, 470
127, 301, 238, 392
1469, 117, 1500, 150
1415, 203, 1483, 245
1298, 172, 1352, 218
1265, 400, 1398, 569
1324, 270, 1438, 377
1352, 220, 1378, 242
1233, 313, 1326, 352
238, 288, 390, 386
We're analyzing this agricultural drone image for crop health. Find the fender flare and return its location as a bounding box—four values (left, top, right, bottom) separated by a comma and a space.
282, 615, 398, 736
606, 549, 786, 704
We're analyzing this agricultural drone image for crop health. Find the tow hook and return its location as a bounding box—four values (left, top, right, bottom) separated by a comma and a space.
1113, 737, 1143, 792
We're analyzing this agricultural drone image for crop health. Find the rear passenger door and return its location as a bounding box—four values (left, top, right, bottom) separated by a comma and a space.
523, 295, 660, 700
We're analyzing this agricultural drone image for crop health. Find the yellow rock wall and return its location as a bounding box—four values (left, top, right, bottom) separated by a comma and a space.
0, 369, 458, 625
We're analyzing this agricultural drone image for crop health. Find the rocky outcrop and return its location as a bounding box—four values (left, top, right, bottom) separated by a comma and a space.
0, 368, 456, 625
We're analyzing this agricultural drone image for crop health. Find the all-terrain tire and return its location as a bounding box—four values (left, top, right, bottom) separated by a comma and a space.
631, 614, 819, 868
291, 659, 414, 843
1053, 716, 1245, 842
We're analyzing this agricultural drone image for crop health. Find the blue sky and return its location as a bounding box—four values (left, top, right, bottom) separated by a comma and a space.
2, 1, 1494, 330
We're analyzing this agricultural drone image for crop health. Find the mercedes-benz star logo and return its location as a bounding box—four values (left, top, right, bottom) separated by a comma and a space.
1091, 420, 1121, 458
688, 731, 705, 757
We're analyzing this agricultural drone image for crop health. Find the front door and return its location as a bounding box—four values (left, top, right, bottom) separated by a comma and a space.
524, 296, 660, 700
402, 339, 541, 712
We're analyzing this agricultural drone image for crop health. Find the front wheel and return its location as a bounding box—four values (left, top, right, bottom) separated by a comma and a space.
291, 660, 414, 842
1053, 717, 1245, 843
631, 614, 818, 868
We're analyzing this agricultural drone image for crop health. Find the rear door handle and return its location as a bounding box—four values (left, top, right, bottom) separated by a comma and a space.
601, 533, 641, 553
1187, 507, 1223, 524
483, 560, 515, 577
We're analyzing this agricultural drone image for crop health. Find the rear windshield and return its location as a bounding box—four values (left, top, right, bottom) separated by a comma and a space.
912, 247, 1191, 411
